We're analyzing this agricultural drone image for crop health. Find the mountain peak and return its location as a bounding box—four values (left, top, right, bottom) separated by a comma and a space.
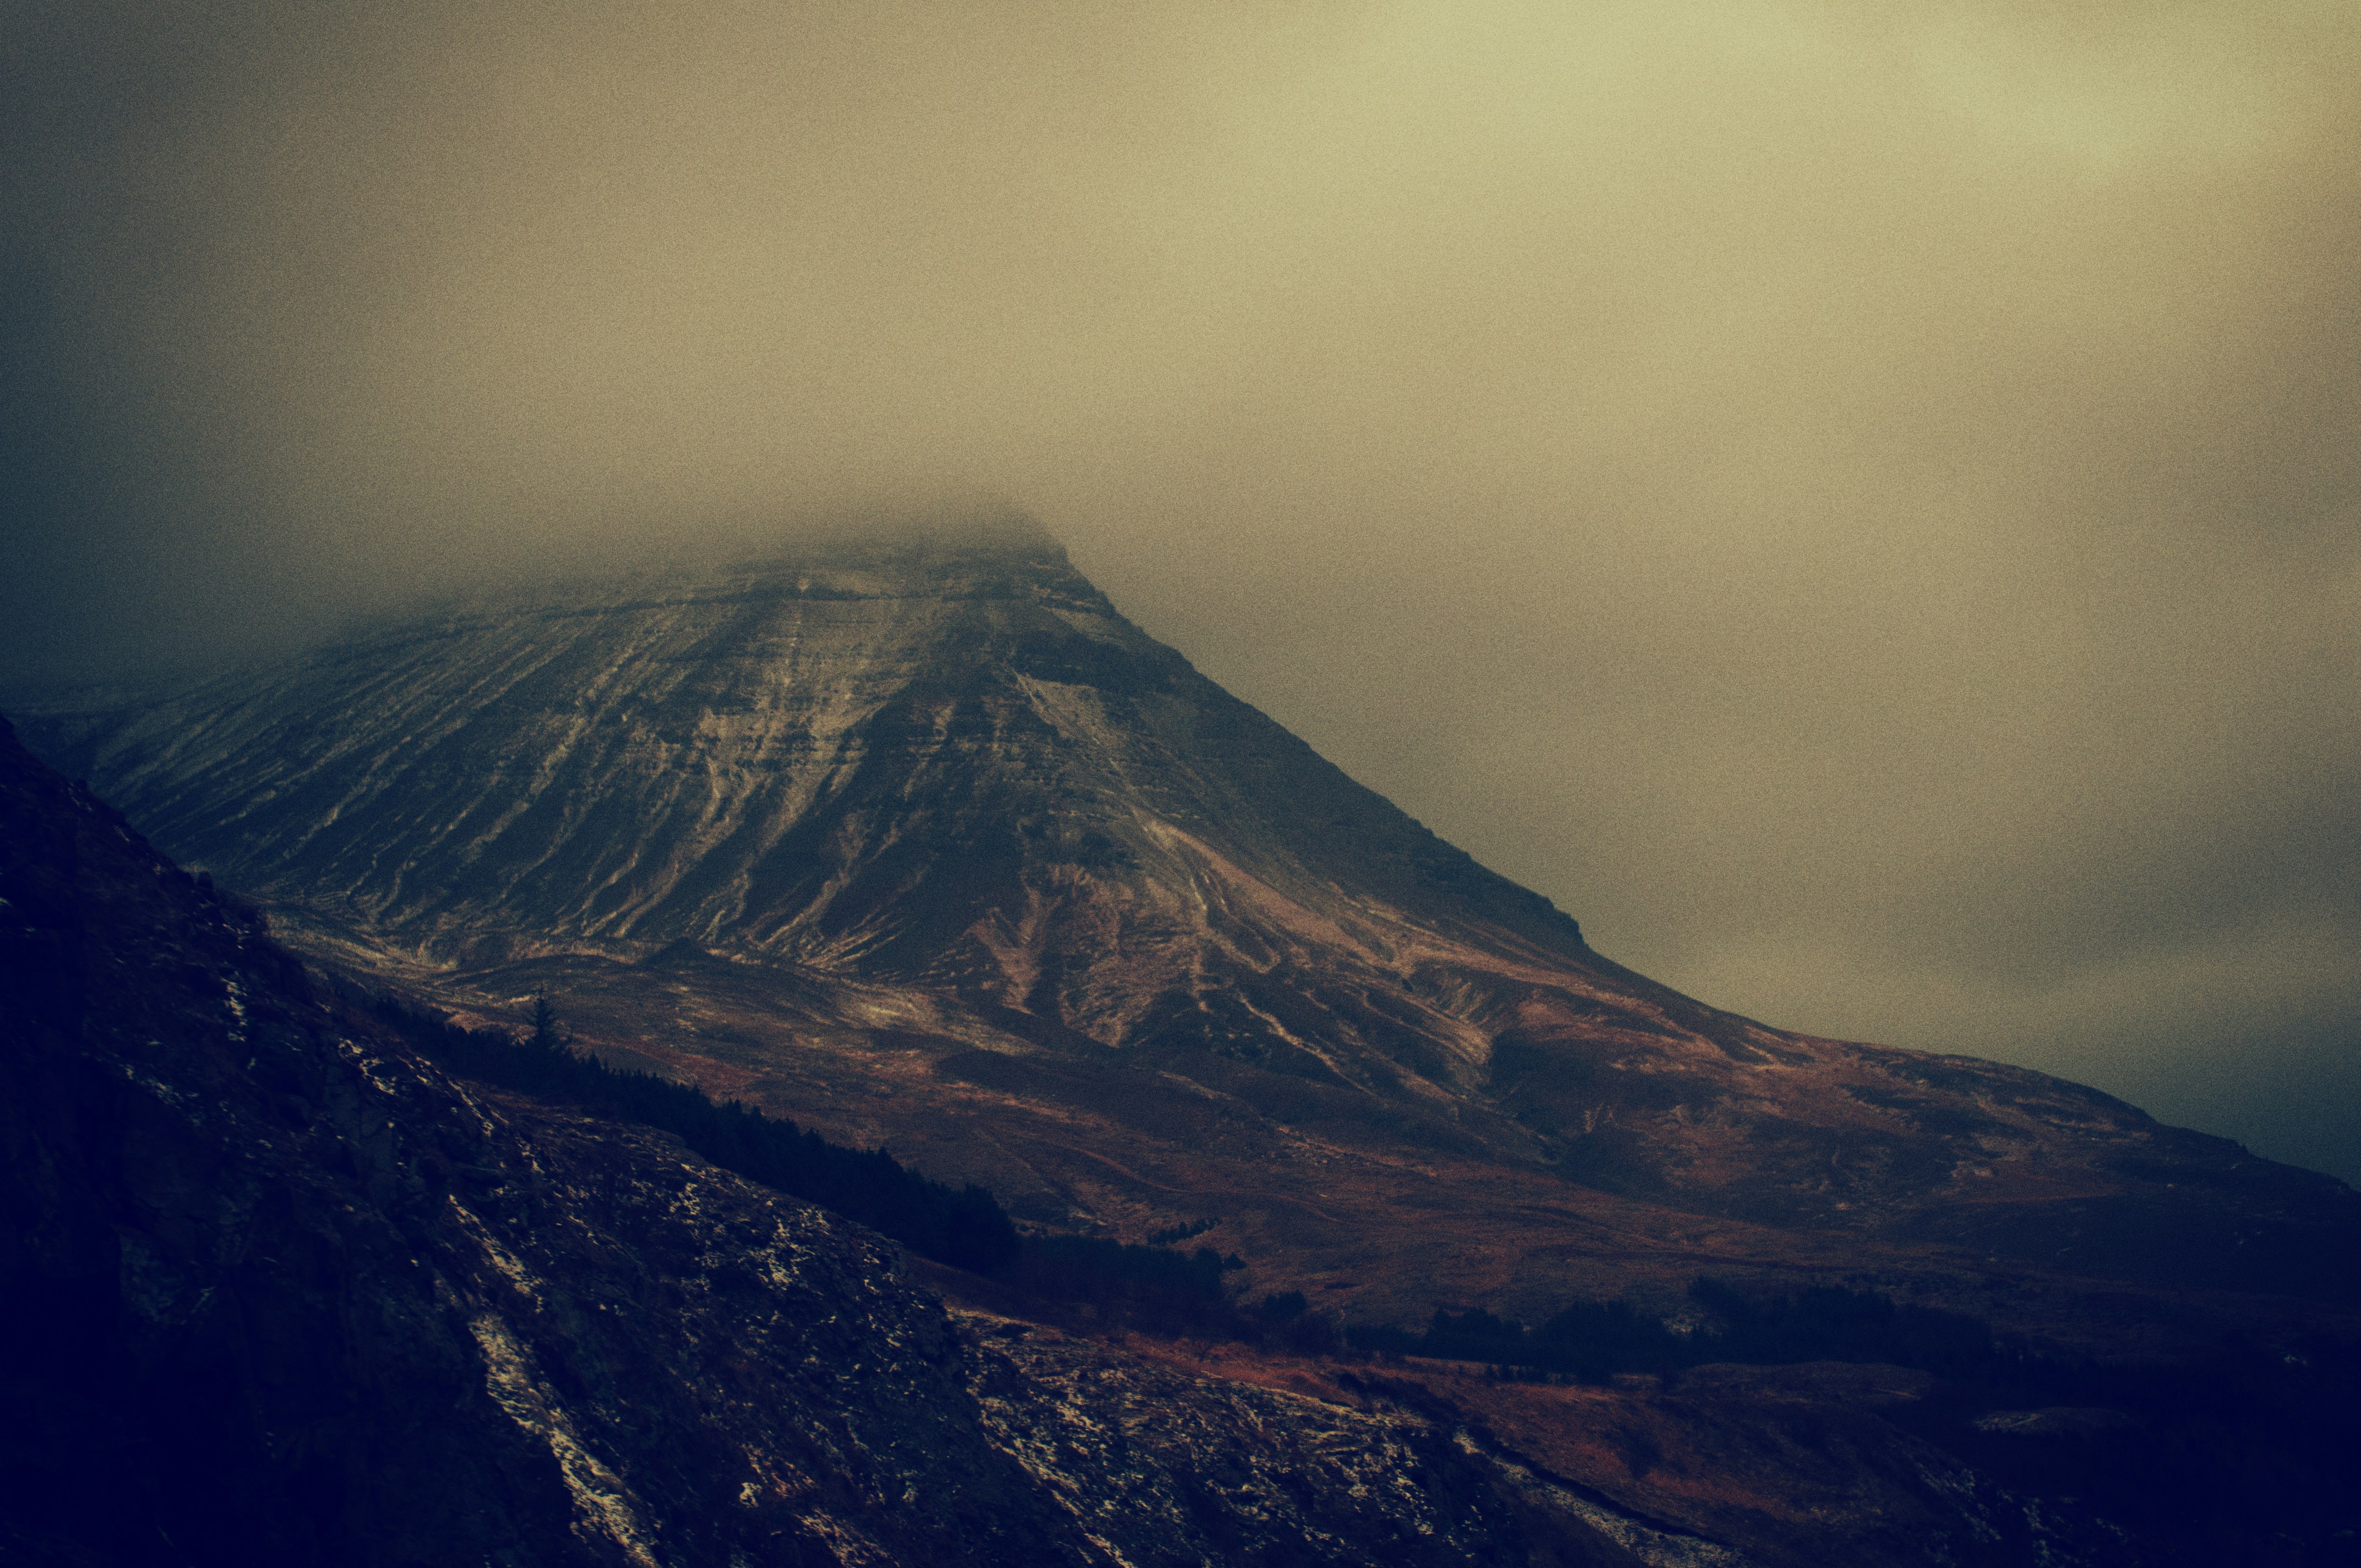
15, 542, 2361, 1312
20, 540, 1571, 976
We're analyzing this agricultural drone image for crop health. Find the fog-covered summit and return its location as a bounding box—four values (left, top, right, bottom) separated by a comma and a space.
17, 521, 1582, 1003
17, 530, 2360, 1303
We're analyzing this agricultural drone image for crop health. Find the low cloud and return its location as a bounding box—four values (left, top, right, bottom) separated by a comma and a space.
6, 0, 2355, 1174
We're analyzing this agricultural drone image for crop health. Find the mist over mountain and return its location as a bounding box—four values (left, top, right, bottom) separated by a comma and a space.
12, 526, 2361, 1564
8, 0, 2355, 1193
8, 4, 2359, 1558
20, 527, 2358, 1335
23, 515, 1581, 980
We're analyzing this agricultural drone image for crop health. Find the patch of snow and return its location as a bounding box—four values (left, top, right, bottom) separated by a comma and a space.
467, 1310, 662, 1568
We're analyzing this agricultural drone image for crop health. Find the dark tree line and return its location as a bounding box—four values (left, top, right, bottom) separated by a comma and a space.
1342, 1280, 2014, 1385
366, 992, 1262, 1322
367, 992, 1021, 1273
1000, 1234, 1244, 1336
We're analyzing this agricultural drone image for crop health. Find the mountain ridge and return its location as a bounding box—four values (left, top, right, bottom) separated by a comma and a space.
15, 524, 2359, 1326
19, 526, 1586, 968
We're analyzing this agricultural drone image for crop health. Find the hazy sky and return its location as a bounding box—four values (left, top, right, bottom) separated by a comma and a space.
6, 1, 2356, 1178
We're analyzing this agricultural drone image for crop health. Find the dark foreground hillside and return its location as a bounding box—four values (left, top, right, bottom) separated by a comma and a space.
8, 705, 2360, 1567
0, 713, 1633, 1566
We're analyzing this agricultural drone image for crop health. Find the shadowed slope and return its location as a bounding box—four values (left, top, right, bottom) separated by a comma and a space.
4, 707, 1683, 1568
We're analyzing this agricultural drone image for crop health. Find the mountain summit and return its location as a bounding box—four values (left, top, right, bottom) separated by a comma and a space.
67, 521, 1582, 995
20, 521, 2359, 1321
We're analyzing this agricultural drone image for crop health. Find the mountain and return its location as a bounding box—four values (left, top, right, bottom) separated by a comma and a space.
24, 695, 2268, 1568
9, 709, 1724, 1567
17, 519, 2361, 1332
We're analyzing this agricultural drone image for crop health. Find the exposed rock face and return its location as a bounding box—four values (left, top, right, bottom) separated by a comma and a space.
16, 524, 2360, 1312
3, 713, 1644, 1566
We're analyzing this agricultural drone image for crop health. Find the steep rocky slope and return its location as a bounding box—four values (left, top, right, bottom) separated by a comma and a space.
10, 659, 2357, 1565
7, 712, 1679, 1566
17, 521, 2360, 1319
